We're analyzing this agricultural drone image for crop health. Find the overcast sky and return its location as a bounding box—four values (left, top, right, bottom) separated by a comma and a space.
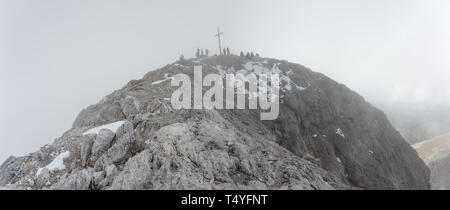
1, 0, 449, 162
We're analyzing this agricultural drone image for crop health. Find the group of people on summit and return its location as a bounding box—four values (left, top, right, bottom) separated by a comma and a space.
239, 51, 259, 59
194, 47, 259, 58
179, 48, 260, 61
195, 47, 233, 58
195, 48, 209, 58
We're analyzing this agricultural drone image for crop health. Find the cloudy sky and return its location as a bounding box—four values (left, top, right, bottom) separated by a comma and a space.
1, 0, 449, 162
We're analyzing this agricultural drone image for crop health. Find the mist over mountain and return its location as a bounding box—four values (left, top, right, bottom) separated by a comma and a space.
377, 103, 450, 144
2, 0, 450, 166
2, 0, 450, 193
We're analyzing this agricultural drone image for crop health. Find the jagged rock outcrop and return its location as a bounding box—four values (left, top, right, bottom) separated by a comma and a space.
0, 55, 430, 190
413, 132, 450, 189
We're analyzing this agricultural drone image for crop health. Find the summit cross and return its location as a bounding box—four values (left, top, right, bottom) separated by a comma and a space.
215, 27, 223, 55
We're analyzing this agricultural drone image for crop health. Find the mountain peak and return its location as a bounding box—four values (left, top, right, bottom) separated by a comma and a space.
0, 55, 430, 190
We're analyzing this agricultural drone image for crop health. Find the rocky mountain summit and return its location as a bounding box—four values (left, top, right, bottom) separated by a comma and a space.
413, 132, 450, 189
0, 55, 430, 190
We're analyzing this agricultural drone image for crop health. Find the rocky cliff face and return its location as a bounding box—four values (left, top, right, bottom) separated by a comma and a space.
0, 55, 430, 190
413, 132, 450, 189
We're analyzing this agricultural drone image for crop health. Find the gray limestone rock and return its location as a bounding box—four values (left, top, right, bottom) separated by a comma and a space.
90, 129, 115, 163
72, 102, 125, 128
147, 100, 170, 114
52, 168, 93, 190
80, 136, 94, 167
93, 122, 140, 171
36, 168, 50, 188
121, 95, 141, 119
0, 156, 23, 187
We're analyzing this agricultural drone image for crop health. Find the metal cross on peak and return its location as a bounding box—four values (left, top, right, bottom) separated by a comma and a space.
215, 27, 223, 55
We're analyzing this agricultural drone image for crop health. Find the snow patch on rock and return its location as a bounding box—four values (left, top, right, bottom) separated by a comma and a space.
215, 62, 306, 93
36, 151, 70, 176
83, 120, 126, 135
152, 73, 173, 85
336, 128, 345, 138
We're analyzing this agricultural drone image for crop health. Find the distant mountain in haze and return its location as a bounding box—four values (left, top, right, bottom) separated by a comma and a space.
413, 132, 450, 189
381, 104, 450, 145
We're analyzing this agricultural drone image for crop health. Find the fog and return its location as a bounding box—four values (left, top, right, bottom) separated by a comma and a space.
1, 0, 450, 162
